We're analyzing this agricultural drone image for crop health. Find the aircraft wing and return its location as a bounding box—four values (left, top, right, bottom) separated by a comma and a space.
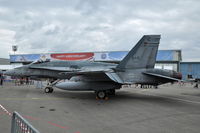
143, 72, 181, 81
29, 65, 114, 73
29, 65, 119, 82
105, 72, 124, 84
29, 66, 78, 71
59, 68, 114, 75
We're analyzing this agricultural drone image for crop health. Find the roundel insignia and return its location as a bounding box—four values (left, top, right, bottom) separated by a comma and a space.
101, 53, 107, 59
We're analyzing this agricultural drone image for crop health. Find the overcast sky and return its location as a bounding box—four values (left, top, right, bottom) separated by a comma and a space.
0, 0, 199, 61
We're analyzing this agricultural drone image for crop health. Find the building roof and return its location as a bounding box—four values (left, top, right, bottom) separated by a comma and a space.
181, 62, 200, 64
0, 58, 10, 65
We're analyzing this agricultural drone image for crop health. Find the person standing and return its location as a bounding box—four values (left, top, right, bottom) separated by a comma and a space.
194, 79, 199, 88
0, 74, 3, 86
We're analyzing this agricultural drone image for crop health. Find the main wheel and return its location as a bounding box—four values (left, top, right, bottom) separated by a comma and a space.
96, 91, 107, 99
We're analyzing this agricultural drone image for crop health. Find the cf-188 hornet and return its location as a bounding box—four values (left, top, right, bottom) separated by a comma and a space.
5, 35, 182, 99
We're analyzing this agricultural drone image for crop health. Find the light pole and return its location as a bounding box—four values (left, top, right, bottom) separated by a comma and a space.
12, 45, 18, 55
12, 45, 18, 68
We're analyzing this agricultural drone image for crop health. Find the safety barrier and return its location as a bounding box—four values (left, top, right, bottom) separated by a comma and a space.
11, 111, 40, 133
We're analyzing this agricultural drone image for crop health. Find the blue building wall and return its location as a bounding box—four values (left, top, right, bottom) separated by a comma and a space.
156, 50, 174, 61
180, 62, 200, 80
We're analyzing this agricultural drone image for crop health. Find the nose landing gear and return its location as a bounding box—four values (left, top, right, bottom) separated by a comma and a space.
44, 79, 61, 93
45, 87, 54, 93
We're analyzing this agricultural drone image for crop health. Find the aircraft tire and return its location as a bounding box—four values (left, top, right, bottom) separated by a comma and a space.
96, 91, 107, 99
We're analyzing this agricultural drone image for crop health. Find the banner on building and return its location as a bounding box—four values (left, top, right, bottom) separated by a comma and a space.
10, 50, 180, 63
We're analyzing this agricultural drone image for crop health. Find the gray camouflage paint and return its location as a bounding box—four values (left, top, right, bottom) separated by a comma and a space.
5, 35, 182, 91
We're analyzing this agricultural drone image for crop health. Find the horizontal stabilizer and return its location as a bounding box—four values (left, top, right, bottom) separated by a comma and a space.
143, 72, 181, 81
105, 72, 124, 84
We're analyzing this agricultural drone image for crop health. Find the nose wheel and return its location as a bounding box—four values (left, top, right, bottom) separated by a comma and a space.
45, 87, 54, 93
44, 79, 61, 93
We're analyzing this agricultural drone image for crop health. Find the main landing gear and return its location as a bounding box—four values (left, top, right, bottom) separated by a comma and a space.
95, 89, 116, 100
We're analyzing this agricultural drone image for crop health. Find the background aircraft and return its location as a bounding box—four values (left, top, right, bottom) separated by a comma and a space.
5, 35, 182, 99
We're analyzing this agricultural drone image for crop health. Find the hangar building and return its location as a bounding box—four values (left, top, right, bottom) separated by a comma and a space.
0, 58, 11, 71
9, 50, 182, 72
0, 58, 10, 65
180, 62, 200, 80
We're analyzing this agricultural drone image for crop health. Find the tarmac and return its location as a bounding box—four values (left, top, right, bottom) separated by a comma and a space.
1, 82, 200, 133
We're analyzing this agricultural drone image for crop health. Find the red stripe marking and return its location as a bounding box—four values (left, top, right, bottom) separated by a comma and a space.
47, 121, 69, 129
0, 112, 6, 115
23, 114, 75, 131
0, 104, 11, 117
0, 104, 80, 132
23, 115, 41, 121
24, 115, 70, 130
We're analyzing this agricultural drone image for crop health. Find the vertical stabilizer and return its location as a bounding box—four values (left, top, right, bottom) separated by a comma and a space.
117, 35, 161, 70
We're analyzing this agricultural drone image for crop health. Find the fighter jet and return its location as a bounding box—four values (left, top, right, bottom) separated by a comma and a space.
5, 35, 182, 99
